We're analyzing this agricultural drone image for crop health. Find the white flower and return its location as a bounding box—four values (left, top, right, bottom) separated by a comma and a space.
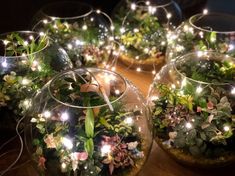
127, 141, 138, 150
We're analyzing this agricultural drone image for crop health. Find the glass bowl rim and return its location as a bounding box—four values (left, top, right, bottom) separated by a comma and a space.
48, 67, 128, 109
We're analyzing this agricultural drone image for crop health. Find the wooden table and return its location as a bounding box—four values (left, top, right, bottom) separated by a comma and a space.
0, 63, 234, 176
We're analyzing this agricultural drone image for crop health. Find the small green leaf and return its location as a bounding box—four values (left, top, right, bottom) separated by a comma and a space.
85, 138, 94, 157
85, 108, 94, 138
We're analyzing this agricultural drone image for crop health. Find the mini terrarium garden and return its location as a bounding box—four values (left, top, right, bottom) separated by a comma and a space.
167, 13, 235, 62
25, 68, 152, 175
148, 51, 235, 167
0, 31, 72, 132
33, 1, 114, 67
113, 0, 182, 72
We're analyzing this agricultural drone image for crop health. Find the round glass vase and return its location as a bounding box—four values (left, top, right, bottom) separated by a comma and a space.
148, 51, 235, 168
32, 1, 114, 67
113, 0, 182, 72
0, 31, 72, 133
167, 12, 235, 62
25, 68, 153, 176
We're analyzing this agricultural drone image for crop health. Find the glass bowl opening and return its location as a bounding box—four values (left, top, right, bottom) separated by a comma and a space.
49, 68, 127, 109
189, 13, 235, 33
41, 1, 92, 19
174, 51, 235, 85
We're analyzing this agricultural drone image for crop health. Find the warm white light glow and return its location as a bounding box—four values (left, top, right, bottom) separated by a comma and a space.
124, 117, 133, 125
167, 13, 172, 19
96, 9, 101, 14
22, 78, 30, 85
203, 9, 208, 15
152, 70, 156, 75
120, 27, 125, 34
61, 162, 67, 169
231, 87, 235, 94
136, 67, 141, 72
62, 137, 73, 150
131, 3, 136, 10
43, 110, 51, 118
61, 112, 69, 121
101, 144, 111, 156
29, 35, 34, 40
82, 24, 88, 30
23, 41, 29, 46
67, 44, 73, 50
185, 122, 192, 129
196, 86, 203, 94
115, 89, 120, 95
43, 19, 48, 24
39, 32, 45, 36
224, 126, 230, 132
2, 60, 7, 68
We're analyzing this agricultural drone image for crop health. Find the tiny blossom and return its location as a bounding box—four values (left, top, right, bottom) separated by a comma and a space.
207, 101, 214, 110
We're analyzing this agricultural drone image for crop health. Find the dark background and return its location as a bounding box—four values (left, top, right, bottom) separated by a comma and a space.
0, 0, 235, 34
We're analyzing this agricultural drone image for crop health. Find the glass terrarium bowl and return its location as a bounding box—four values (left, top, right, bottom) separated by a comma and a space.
148, 51, 235, 168
32, 1, 114, 67
167, 12, 235, 62
113, 0, 182, 72
24, 68, 153, 176
0, 31, 72, 133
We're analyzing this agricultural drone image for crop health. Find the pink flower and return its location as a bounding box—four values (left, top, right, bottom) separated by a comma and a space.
38, 156, 46, 169
197, 106, 202, 113
44, 134, 57, 148
207, 101, 214, 110
73, 152, 88, 161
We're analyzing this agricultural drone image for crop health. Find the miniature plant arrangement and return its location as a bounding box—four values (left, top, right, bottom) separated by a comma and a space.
25, 68, 152, 176
33, 1, 114, 67
167, 12, 235, 62
0, 31, 72, 131
113, 0, 182, 73
148, 51, 235, 167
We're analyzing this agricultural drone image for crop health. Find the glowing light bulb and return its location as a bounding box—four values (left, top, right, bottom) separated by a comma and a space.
101, 144, 111, 156
146, 1, 150, 5
82, 24, 88, 30
111, 67, 116, 71
61, 112, 69, 121
185, 122, 192, 129
67, 44, 73, 50
23, 41, 29, 46
197, 51, 203, 57
43, 19, 48, 24
181, 78, 187, 87
115, 89, 120, 95
2, 60, 7, 68
39, 32, 45, 36
22, 78, 30, 85
136, 67, 141, 72
131, 3, 136, 10
196, 86, 203, 94
43, 110, 51, 118
110, 25, 115, 31
203, 9, 208, 15
62, 137, 73, 150
167, 13, 172, 19
133, 28, 139, 33
61, 162, 67, 169
96, 9, 101, 14
152, 70, 156, 75
124, 117, 133, 125
224, 126, 230, 132
120, 27, 125, 34
231, 87, 235, 94
3, 40, 9, 45
29, 35, 34, 40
